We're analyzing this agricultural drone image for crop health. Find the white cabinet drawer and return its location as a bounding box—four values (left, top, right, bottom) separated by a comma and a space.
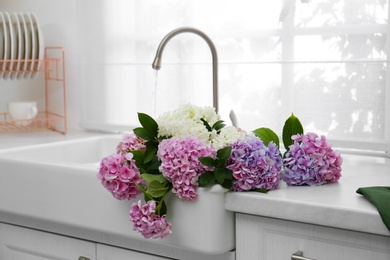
0, 223, 95, 260
236, 213, 390, 260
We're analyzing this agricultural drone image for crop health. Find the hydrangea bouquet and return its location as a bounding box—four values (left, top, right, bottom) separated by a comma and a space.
97, 104, 342, 239
280, 114, 343, 186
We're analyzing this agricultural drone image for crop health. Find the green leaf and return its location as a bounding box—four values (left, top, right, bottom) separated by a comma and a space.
214, 168, 233, 180
133, 127, 154, 141
144, 141, 158, 163
158, 135, 172, 141
199, 171, 216, 187
221, 179, 232, 190
138, 113, 158, 136
212, 120, 226, 131
215, 174, 225, 185
199, 156, 216, 167
253, 188, 268, 194
144, 194, 153, 202
253, 127, 280, 147
215, 168, 232, 185
146, 180, 168, 198
282, 113, 304, 151
136, 183, 153, 201
157, 200, 167, 216
200, 118, 212, 132
216, 146, 232, 167
141, 173, 167, 184
130, 150, 145, 169
130, 150, 144, 162
148, 160, 161, 171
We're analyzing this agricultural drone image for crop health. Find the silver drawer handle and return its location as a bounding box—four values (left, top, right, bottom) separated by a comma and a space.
291, 251, 317, 260
78, 257, 90, 260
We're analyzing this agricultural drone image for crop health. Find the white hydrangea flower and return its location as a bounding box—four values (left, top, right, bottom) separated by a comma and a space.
157, 104, 219, 144
211, 126, 247, 150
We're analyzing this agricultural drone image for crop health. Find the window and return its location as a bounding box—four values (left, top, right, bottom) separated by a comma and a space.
79, 0, 390, 156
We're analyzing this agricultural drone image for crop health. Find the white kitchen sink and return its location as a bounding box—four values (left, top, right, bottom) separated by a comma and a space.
0, 134, 235, 255
0, 135, 121, 165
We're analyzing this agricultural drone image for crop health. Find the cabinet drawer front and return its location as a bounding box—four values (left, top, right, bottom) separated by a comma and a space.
97, 244, 174, 260
0, 223, 95, 260
236, 214, 390, 260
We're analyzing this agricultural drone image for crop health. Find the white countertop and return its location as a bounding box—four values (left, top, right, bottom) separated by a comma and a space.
225, 153, 390, 237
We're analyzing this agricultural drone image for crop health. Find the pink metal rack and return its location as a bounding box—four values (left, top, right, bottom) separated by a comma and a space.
0, 47, 67, 134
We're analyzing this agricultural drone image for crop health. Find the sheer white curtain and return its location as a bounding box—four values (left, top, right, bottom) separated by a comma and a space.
78, 0, 390, 155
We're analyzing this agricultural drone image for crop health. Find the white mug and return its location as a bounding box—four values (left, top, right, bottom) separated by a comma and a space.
8, 101, 38, 126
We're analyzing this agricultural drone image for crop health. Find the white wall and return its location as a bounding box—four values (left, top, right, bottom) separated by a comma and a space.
0, 0, 81, 129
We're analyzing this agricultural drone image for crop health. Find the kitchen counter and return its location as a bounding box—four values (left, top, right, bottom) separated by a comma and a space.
1, 131, 389, 239
225, 153, 390, 237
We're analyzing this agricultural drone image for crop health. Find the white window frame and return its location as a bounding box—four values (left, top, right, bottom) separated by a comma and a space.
277, 1, 390, 157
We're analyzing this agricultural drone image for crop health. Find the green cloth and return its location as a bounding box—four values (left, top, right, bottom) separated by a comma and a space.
356, 186, 390, 233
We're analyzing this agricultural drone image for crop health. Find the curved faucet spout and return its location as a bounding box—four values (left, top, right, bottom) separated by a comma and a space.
152, 27, 219, 113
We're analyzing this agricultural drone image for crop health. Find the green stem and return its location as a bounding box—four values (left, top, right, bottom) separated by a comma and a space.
156, 183, 173, 216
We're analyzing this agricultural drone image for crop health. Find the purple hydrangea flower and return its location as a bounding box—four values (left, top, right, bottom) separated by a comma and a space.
129, 200, 172, 239
282, 132, 343, 186
226, 136, 282, 191
157, 136, 216, 200
97, 152, 144, 200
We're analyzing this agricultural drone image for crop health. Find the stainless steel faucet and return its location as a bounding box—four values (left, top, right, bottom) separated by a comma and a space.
152, 27, 219, 113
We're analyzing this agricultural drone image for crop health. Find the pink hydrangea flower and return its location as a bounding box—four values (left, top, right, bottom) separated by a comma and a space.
282, 132, 343, 186
129, 200, 172, 239
116, 133, 146, 154
226, 136, 282, 191
157, 136, 216, 200
97, 152, 144, 200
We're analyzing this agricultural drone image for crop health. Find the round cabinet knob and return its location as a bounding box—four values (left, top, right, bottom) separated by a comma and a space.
291, 251, 317, 260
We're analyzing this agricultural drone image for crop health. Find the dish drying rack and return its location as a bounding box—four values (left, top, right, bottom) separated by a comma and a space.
0, 47, 67, 134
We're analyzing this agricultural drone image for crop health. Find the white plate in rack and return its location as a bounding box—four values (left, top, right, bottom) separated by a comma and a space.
30, 13, 44, 78
0, 12, 7, 78
25, 13, 36, 79
0, 18, 3, 63
0, 14, 3, 63
16, 13, 26, 80
4, 12, 15, 80
10, 13, 22, 80
22, 13, 31, 79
